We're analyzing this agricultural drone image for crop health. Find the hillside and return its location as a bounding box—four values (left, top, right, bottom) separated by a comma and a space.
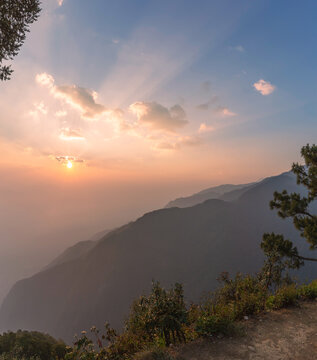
1, 171, 316, 342
175, 301, 317, 360
43, 229, 110, 270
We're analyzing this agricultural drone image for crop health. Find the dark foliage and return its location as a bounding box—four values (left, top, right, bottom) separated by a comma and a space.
261, 144, 317, 268
0, 0, 41, 80
0, 330, 66, 360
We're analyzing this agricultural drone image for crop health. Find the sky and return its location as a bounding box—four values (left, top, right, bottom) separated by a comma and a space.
0, 0, 317, 302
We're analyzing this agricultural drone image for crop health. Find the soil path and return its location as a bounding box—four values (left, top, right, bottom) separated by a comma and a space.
176, 301, 317, 360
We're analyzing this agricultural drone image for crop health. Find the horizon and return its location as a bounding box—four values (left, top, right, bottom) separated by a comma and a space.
1, 0, 317, 323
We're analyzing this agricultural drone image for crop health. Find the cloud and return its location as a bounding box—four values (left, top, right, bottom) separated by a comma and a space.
59, 128, 85, 141
55, 155, 84, 164
29, 102, 48, 117
36, 72, 115, 120
196, 96, 218, 110
198, 123, 214, 133
55, 110, 67, 117
215, 106, 237, 117
54, 85, 107, 119
36, 73, 54, 88
253, 79, 275, 96
230, 45, 245, 53
57, 0, 64, 6
156, 136, 202, 150
129, 101, 187, 131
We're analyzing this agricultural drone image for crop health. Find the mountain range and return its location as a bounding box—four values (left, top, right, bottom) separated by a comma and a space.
1, 171, 316, 342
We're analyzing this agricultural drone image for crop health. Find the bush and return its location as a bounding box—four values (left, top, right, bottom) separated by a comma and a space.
266, 284, 299, 310
202, 273, 267, 320
195, 314, 235, 337
298, 280, 317, 299
0, 330, 66, 360
126, 282, 187, 347
66, 276, 317, 360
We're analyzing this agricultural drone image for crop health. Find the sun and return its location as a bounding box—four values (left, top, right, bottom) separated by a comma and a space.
67, 160, 73, 169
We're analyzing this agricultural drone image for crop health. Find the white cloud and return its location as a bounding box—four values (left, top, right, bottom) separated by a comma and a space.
57, 0, 64, 6
231, 45, 245, 53
36, 72, 118, 120
29, 102, 48, 117
54, 85, 107, 119
199, 123, 214, 133
36, 73, 54, 88
59, 128, 85, 141
129, 101, 187, 132
215, 106, 237, 117
253, 79, 275, 96
55, 110, 67, 117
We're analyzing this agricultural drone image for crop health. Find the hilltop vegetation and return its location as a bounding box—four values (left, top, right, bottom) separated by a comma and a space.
0, 330, 66, 360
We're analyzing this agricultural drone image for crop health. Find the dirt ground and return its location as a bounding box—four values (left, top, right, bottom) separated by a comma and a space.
175, 301, 317, 360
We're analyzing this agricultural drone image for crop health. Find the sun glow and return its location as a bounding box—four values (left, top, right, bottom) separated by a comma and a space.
67, 161, 73, 169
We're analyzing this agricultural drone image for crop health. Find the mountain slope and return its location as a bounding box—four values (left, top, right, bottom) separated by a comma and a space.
1, 171, 316, 342
165, 182, 256, 208
43, 229, 109, 271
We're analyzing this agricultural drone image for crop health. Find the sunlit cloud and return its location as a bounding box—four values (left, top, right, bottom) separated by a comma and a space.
156, 135, 202, 150
29, 102, 48, 117
198, 123, 214, 133
129, 101, 187, 132
55, 110, 67, 117
253, 79, 275, 96
59, 128, 85, 141
215, 106, 237, 117
36, 72, 118, 120
55, 155, 84, 165
36, 73, 54, 88
57, 0, 64, 6
54, 86, 107, 119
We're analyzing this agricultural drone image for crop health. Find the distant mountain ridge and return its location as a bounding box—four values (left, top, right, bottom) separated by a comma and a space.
1, 170, 316, 342
43, 230, 110, 271
165, 182, 257, 208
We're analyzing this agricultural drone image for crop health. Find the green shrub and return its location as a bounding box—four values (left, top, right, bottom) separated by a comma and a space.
266, 284, 298, 310
298, 280, 317, 299
203, 273, 267, 320
0, 331, 66, 360
126, 282, 187, 347
195, 314, 235, 337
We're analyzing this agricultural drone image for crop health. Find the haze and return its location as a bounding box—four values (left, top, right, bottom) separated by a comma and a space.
1, 0, 317, 304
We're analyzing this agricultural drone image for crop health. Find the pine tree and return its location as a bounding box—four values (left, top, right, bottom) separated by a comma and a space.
261, 144, 317, 270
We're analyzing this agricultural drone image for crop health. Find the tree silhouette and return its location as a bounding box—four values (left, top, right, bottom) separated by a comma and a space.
0, 0, 41, 81
261, 144, 317, 270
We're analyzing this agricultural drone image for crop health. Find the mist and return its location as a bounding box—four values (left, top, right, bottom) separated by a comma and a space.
0, 163, 226, 304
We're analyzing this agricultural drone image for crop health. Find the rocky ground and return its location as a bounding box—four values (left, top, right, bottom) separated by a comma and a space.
174, 301, 317, 360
